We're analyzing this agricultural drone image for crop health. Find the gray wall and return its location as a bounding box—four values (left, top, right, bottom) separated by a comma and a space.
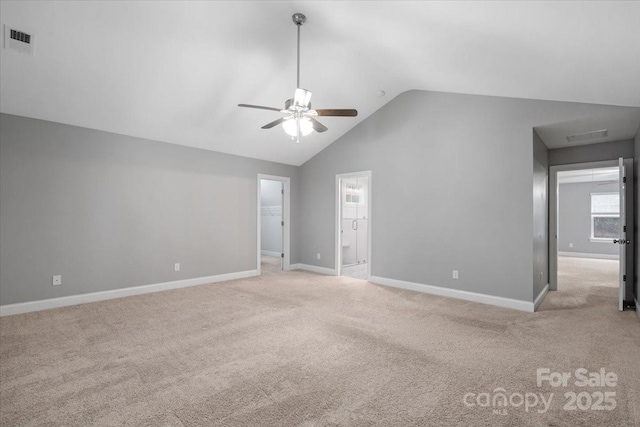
0, 114, 298, 305
260, 180, 282, 254
548, 139, 635, 166
636, 131, 640, 303
297, 90, 637, 302
533, 131, 549, 299
558, 181, 619, 256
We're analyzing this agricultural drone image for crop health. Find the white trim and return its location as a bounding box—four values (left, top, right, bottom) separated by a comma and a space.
558, 251, 619, 260
261, 250, 281, 257
635, 298, 639, 321
0, 270, 258, 317
534, 284, 549, 311
369, 276, 534, 312
291, 263, 338, 276
335, 171, 372, 280
257, 174, 291, 274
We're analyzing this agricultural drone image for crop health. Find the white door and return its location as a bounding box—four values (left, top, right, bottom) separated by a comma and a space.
617, 158, 626, 311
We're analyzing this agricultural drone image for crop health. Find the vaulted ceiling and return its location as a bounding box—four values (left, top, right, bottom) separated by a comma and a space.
1, 1, 639, 165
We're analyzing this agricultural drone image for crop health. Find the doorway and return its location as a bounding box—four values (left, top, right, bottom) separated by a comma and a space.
550, 159, 634, 311
257, 174, 290, 274
336, 171, 371, 279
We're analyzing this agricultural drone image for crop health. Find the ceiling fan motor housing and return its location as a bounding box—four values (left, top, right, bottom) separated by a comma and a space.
285, 98, 310, 111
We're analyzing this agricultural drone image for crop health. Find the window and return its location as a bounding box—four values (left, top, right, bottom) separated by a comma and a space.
345, 183, 360, 204
591, 193, 620, 240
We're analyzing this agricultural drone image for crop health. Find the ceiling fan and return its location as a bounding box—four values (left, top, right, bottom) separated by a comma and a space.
238, 13, 358, 143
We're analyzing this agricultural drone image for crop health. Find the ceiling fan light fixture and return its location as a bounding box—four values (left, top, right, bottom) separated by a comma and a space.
283, 118, 313, 137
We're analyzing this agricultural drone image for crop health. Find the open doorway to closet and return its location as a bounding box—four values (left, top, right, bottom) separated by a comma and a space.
257, 174, 290, 274
336, 171, 371, 280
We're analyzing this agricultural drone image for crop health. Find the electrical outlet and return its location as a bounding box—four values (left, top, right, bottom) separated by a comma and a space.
52, 275, 62, 286
569, 243, 573, 248
317, 253, 321, 260
174, 263, 180, 272
452, 270, 459, 279
540, 271, 544, 284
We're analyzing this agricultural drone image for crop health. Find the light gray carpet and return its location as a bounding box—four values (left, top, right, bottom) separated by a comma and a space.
1, 256, 639, 426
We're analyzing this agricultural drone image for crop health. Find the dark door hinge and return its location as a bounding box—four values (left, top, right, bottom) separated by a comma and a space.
281, 253, 284, 258
281, 221, 284, 226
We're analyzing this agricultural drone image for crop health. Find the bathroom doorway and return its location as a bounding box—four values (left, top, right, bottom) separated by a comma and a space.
336, 171, 371, 279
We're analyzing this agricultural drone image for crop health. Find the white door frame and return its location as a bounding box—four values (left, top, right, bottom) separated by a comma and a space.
335, 171, 372, 278
257, 174, 291, 274
549, 160, 619, 291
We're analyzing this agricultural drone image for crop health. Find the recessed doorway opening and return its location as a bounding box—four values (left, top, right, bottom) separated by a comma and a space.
257, 174, 290, 274
550, 159, 634, 311
557, 167, 620, 307
336, 171, 371, 279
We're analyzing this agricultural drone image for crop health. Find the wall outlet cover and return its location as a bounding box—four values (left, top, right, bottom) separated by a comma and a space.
52, 275, 62, 286
174, 263, 180, 272
452, 270, 459, 279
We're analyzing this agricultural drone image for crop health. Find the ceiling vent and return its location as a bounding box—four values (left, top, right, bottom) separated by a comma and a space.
566, 129, 608, 143
3, 24, 34, 55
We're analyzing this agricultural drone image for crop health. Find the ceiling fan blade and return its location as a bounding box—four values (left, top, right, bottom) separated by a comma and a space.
238, 104, 282, 112
309, 117, 328, 133
294, 88, 312, 108
261, 118, 286, 129
315, 109, 358, 117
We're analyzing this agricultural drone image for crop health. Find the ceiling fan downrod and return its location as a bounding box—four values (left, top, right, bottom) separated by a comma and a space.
292, 13, 306, 89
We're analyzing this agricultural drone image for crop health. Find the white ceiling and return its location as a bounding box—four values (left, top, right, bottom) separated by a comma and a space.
1, 1, 639, 166
535, 110, 640, 149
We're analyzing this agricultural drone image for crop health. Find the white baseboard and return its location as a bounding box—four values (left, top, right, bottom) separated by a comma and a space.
368, 276, 534, 312
261, 250, 281, 257
291, 263, 338, 276
534, 284, 549, 311
0, 270, 258, 317
558, 251, 619, 260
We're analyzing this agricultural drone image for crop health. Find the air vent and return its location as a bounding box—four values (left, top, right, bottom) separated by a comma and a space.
566, 129, 608, 143
10, 29, 31, 44
3, 24, 34, 55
